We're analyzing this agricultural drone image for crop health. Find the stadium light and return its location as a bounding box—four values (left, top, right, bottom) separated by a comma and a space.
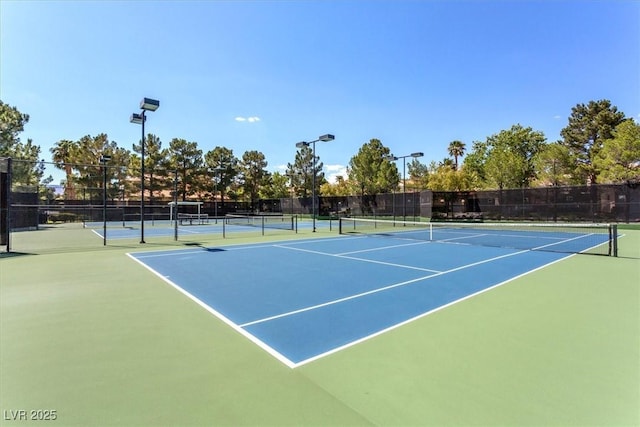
295, 134, 335, 232
130, 97, 159, 243
387, 151, 424, 220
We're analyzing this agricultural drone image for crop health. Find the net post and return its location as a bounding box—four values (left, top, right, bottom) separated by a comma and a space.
261, 216, 265, 236
0, 158, 10, 252
338, 217, 343, 235
612, 224, 618, 257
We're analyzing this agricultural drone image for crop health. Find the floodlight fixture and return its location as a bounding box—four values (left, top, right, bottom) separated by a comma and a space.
140, 97, 160, 111
411, 152, 424, 158
318, 134, 335, 142
296, 141, 309, 148
129, 113, 144, 124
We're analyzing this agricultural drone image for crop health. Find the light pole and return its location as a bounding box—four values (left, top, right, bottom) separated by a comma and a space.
130, 97, 159, 243
208, 167, 223, 222
100, 154, 111, 246
173, 169, 178, 241
286, 172, 299, 215
386, 152, 424, 220
296, 134, 335, 232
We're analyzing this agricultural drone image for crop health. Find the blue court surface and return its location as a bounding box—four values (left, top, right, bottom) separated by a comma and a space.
126, 233, 590, 368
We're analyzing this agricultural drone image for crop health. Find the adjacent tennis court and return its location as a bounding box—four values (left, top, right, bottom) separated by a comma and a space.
128, 219, 617, 367
84, 214, 313, 241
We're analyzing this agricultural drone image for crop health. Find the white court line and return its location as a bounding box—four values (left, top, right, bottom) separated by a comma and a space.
436, 229, 579, 242
131, 235, 359, 258
295, 251, 575, 368
273, 244, 441, 273
128, 234, 600, 368
533, 232, 597, 251
241, 247, 531, 328
239, 273, 435, 328
336, 240, 429, 256
125, 252, 297, 369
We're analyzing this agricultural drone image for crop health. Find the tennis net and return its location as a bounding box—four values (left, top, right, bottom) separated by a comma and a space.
224, 214, 297, 233
338, 217, 618, 256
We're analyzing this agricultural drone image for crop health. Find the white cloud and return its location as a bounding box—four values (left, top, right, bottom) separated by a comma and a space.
325, 164, 347, 184
553, 115, 562, 120
235, 116, 261, 123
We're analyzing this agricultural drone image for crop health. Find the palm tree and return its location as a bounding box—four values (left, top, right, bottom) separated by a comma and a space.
50, 139, 79, 199
447, 140, 466, 170
440, 158, 455, 170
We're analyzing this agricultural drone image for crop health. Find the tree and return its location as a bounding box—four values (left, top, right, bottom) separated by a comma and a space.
484, 145, 524, 190
408, 158, 429, 190
72, 133, 115, 201
133, 134, 168, 204
440, 158, 455, 170
532, 142, 574, 187
483, 124, 546, 189
0, 102, 47, 190
102, 146, 130, 202
560, 99, 626, 184
10, 139, 46, 188
348, 139, 399, 195
51, 139, 80, 199
287, 144, 322, 198
594, 119, 640, 183
447, 140, 466, 170
203, 146, 239, 206
0, 100, 29, 156
462, 141, 489, 187
239, 150, 268, 210
320, 175, 351, 196
167, 138, 203, 201
427, 161, 474, 191
262, 172, 290, 199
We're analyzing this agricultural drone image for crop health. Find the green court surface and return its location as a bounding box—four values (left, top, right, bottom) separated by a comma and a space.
1, 223, 638, 426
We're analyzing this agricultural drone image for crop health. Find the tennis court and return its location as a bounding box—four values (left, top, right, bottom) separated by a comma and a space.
84, 214, 320, 242
1, 219, 638, 426
128, 219, 618, 367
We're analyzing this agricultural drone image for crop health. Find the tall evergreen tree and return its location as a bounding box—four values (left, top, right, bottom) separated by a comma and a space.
348, 138, 398, 195
287, 144, 322, 197
239, 150, 268, 210
560, 99, 626, 184
168, 138, 203, 201
0, 100, 29, 156
204, 146, 239, 205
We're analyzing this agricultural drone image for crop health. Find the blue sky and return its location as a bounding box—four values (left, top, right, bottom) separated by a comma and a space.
1, 0, 639, 185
